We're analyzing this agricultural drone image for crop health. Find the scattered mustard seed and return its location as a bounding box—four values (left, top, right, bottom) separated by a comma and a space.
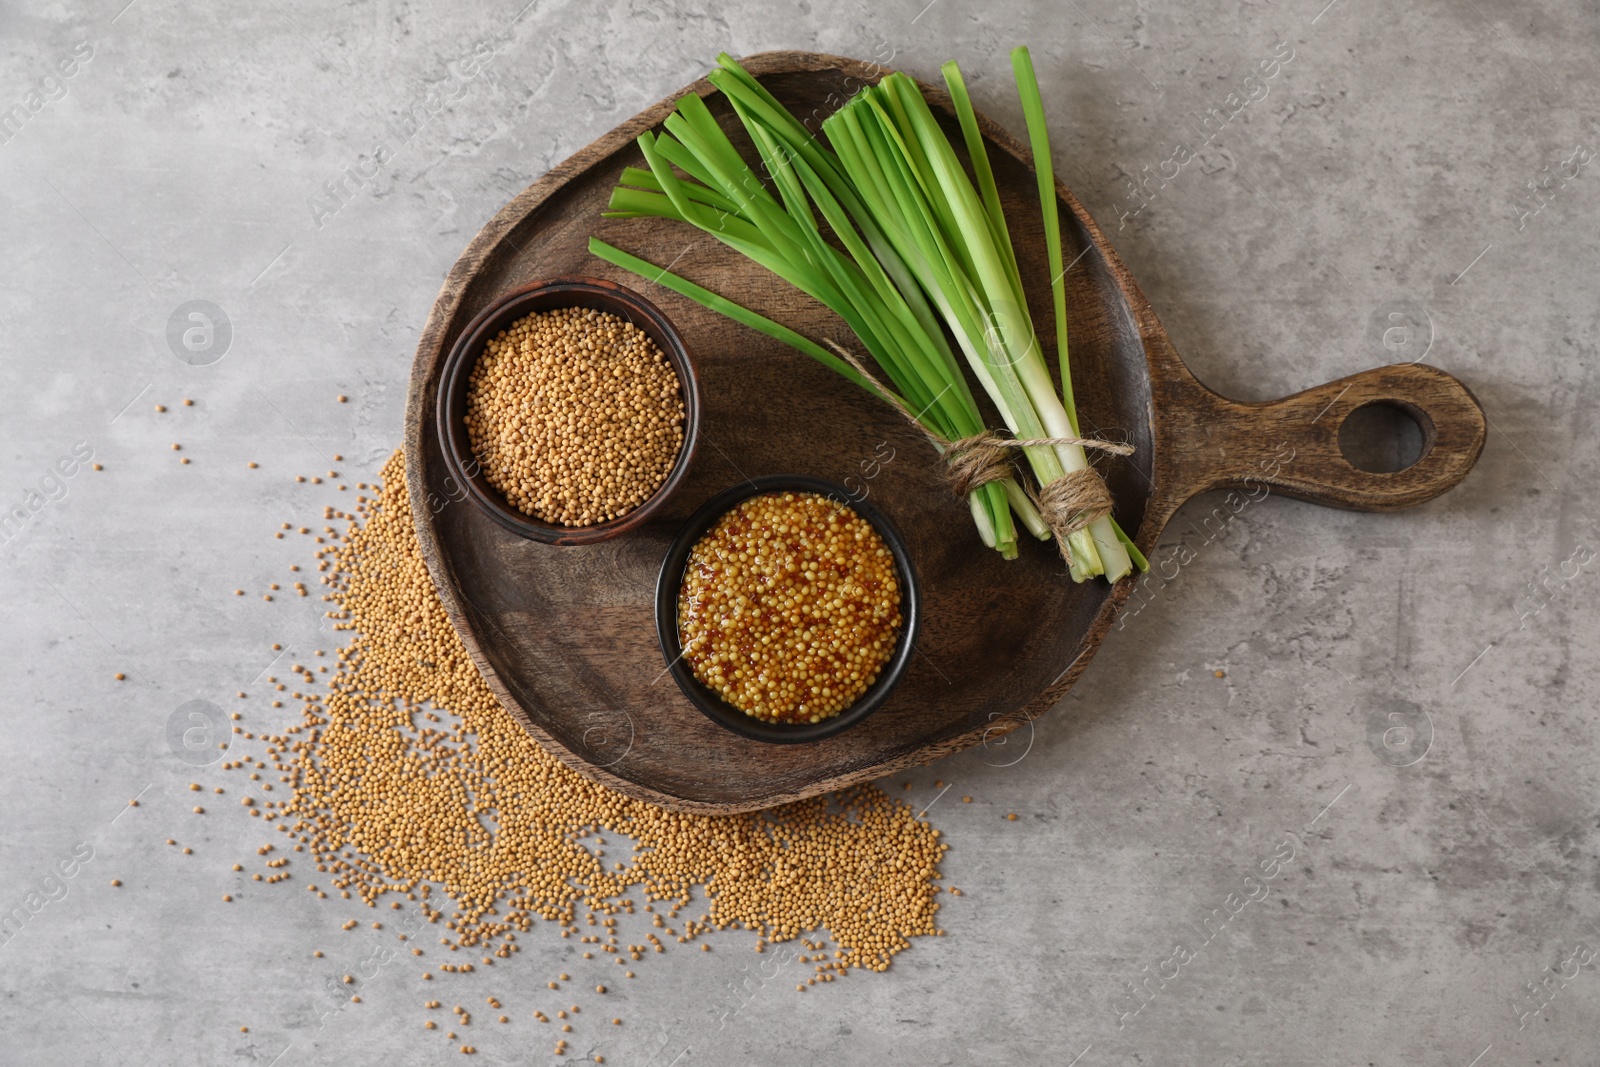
221, 448, 947, 993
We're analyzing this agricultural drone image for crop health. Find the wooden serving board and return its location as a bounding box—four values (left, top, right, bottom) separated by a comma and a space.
404, 51, 1486, 813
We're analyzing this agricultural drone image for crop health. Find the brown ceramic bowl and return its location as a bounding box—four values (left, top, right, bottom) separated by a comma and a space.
436, 277, 701, 545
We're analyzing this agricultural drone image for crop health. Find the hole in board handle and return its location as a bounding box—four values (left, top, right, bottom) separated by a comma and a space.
1338, 401, 1426, 473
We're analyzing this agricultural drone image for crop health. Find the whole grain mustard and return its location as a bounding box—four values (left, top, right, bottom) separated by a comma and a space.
678, 491, 902, 724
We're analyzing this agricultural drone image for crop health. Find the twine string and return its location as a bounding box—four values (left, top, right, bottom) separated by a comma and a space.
823, 341, 1134, 558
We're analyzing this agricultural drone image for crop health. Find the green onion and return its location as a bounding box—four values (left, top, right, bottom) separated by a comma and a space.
592, 52, 1138, 578
1001, 50, 1134, 579
594, 66, 1061, 559
1010, 46, 1148, 575
820, 63, 1133, 580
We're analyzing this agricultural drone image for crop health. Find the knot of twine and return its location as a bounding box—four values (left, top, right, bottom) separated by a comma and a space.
940, 432, 1017, 498
825, 341, 1133, 549
1036, 467, 1116, 541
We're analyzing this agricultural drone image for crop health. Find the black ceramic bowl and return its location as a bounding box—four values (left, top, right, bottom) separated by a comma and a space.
654, 475, 921, 744
436, 277, 701, 545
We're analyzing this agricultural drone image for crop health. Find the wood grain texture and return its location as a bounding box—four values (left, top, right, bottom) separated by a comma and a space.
402, 51, 1487, 814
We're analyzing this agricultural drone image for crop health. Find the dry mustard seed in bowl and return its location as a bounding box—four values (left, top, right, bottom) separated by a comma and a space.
437, 279, 701, 545
464, 306, 683, 526
656, 475, 920, 743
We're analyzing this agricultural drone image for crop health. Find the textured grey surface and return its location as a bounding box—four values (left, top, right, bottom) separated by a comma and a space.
2, 1, 1597, 1064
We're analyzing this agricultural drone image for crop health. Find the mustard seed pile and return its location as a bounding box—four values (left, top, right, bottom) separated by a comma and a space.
464, 307, 684, 526
678, 491, 903, 724
219, 450, 946, 1038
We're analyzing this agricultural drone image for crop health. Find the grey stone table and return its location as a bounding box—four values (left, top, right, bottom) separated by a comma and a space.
3, 1, 1596, 1064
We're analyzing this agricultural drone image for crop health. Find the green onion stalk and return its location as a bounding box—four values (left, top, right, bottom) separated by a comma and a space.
819, 51, 1134, 581
591, 58, 1048, 560
591, 51, 1143, 579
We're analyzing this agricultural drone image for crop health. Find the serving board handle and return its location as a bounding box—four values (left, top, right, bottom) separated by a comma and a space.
1165, 362, 1487, 512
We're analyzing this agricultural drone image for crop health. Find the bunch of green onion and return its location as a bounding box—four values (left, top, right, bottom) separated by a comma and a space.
589, 49, 1143, 581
